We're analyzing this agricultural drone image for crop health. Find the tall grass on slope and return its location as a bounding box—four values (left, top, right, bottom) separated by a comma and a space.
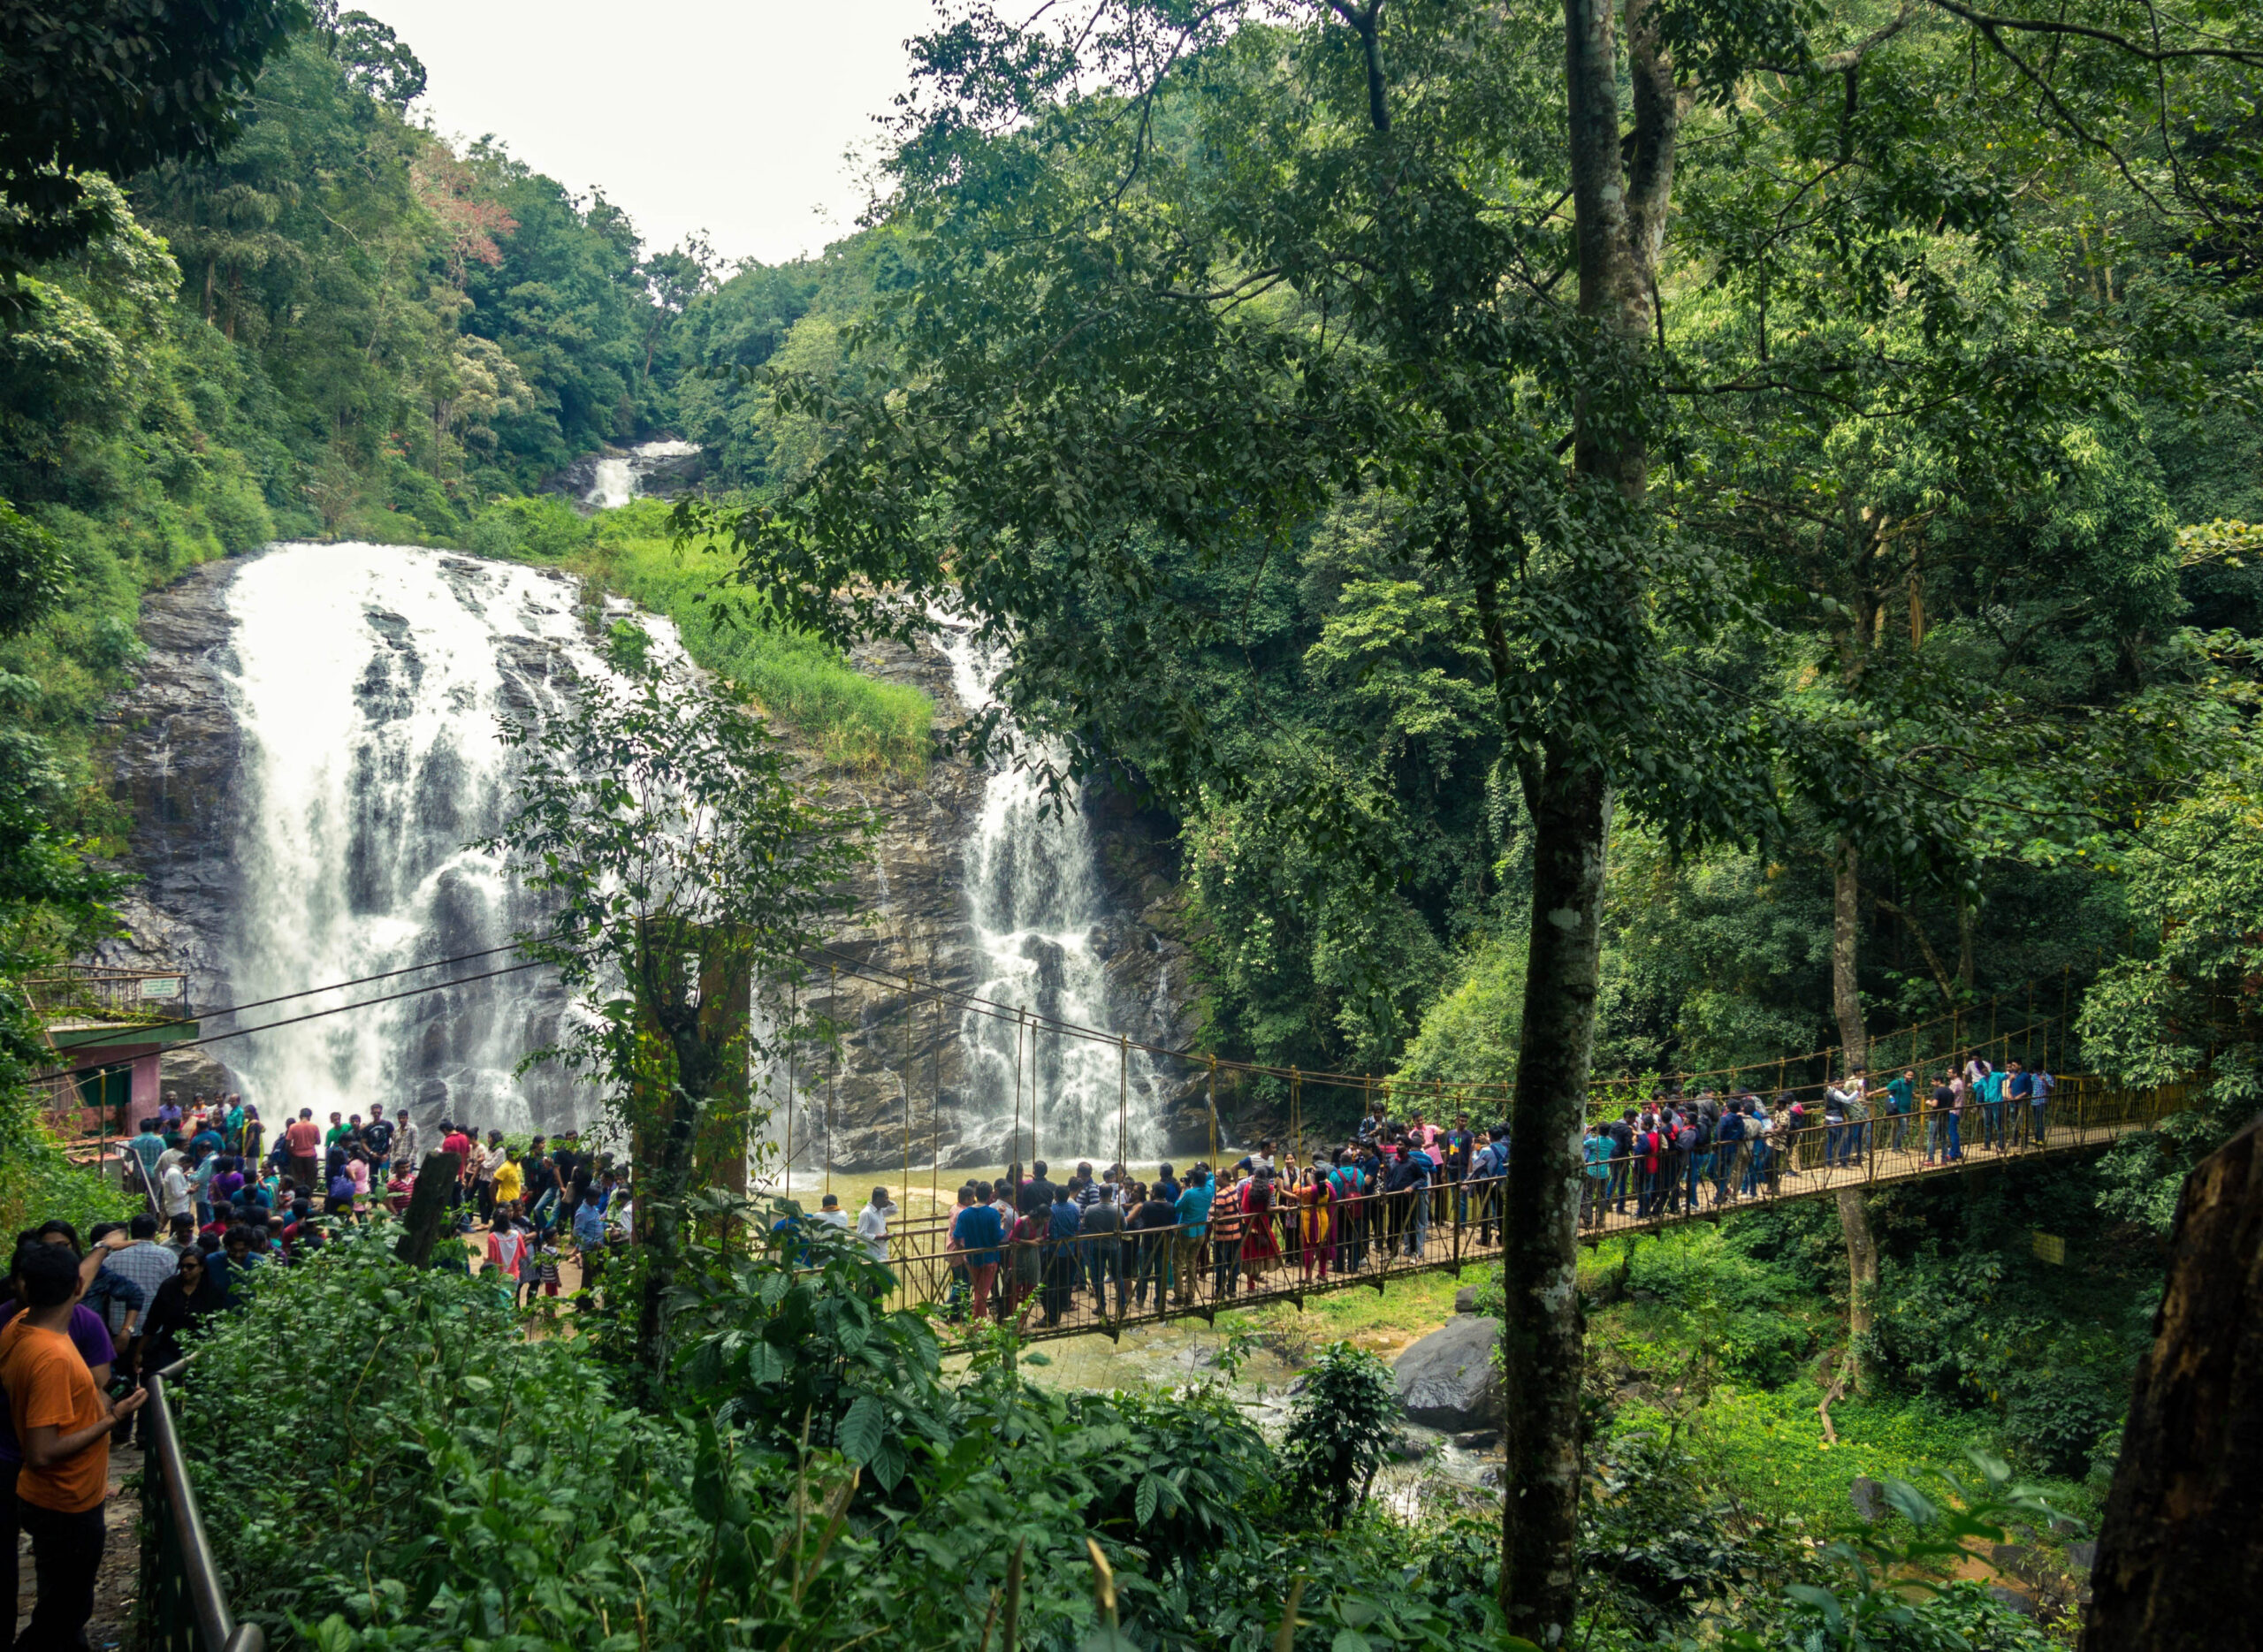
574, 507, 931, 777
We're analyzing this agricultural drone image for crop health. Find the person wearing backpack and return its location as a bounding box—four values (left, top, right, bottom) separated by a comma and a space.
1327, 1153, 1366, 1270
1607, 1110, 1637, 1215
1471, 1130, 1507, 1245
1711, 1104, 1746, 1205
1580, 1123, 1613, 1228
1681, 1108, 1714, 1212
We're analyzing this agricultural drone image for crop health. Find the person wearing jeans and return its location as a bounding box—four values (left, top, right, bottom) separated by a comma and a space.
1741, 1119, 1772, 1198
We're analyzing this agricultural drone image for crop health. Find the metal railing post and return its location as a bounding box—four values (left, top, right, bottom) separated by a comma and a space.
144, 1362, 264, 1652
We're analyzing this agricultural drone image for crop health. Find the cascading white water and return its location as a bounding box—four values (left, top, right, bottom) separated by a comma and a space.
942, 624, 1166, 1165
217, 543, 646, 1137
585, 439, 701, 509
587, 457, 635, 509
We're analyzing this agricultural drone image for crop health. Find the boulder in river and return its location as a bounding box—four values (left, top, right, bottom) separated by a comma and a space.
1395, 1315, 1504, 1431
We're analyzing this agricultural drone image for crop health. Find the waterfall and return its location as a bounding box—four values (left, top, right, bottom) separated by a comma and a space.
215, 543, 643, 1137
941, 624, 1168, 1166
585, 439, 701, 509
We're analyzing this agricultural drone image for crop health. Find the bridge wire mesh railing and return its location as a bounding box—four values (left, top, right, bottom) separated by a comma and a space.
763, 941, 2111, 1198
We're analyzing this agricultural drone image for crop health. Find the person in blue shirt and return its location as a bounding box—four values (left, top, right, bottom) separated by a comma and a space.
1885, 1070, 1916, 1153
1581, 1123, 1614, 1227
2018, 1060, 2054, 1145
1389, 1146, 1434, 1259
126, 1121, 166, 1198
954, 1191, 1006, 1321
1471, 1129, 1509, 1244
1170, 1170, 1213, 1307
1041, 1189, 1082, 1326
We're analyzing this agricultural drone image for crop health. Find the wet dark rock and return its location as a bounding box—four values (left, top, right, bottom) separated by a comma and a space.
1986, 1585, 2038, 1618
1452, 1428, 1500, 1451
159, 1048, 237, 1102
1396, 1314, 1505, 1432
94, 559, 244, 993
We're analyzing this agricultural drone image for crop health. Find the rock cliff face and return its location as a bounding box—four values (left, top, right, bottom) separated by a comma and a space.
97, 553, 1208, 1159
95, 560, 244, 986
788, 632, 1209, 1174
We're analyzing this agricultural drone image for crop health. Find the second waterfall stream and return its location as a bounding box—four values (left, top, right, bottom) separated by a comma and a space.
942, 621, 1169, 1166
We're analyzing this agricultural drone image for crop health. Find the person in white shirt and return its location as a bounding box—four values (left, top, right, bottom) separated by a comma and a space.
157, 1154, 194, 1223
813, 1193, 851, 1231
857, 1186, 898, 1269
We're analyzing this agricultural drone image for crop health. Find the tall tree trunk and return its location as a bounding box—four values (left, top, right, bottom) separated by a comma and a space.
635, 1078, 708, 1377
1832, 836, 1866, 1071
1501, 751, 1611, 1643
1496, 0, 1680, 1637
2084, 1119, 2263, 1648
1832, 834, 1878, 1388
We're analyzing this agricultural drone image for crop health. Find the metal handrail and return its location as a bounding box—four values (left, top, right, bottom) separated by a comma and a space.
143, 1360, 263, 1652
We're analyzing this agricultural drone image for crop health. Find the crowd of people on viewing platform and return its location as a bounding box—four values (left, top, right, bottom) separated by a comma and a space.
928, 1111, 1511, 1328
926, 1053, 2058, 1323
116, 1093, 636, 1305
0, 1050, 2062, 1642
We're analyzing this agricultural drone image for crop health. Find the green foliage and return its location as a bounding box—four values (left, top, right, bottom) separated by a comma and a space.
1580, 1432, 1774, 1645
573, 512, 932, 775
0, 0, 305, 301
180, 1228, 939, 1650
1278, 1342, 1399, 1530
2082, 757, 2263, 1229
484, 646, 872, 1371
676, 1206, 951, 1493
178, 1221, 1425, 1652
1726, 1453, 2072, 1652
1612, 1222, 1828, 1389
468, 492, 596, 560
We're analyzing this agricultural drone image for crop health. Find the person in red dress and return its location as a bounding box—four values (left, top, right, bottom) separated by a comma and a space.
1238, 1171, 1281, 1284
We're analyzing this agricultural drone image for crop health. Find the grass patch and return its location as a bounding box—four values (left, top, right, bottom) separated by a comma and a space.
1219, 1266, 1467, 1359
483, 498, 933, 778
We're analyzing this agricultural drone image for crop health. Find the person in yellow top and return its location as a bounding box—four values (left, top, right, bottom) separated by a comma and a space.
491, 1149, 523, 1211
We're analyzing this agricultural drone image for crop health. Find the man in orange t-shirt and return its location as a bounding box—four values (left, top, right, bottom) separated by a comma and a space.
283, 1108, 324, 1191
2, 1244, 144, 1649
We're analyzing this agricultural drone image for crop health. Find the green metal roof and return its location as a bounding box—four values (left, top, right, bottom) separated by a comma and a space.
46, 1020, 201, 1053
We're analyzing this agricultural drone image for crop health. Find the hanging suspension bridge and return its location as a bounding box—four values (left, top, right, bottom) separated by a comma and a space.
851, 1072, 2192, 1344
760, 948, 2197, 1344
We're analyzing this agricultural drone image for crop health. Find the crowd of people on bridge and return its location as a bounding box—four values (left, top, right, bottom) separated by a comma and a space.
935, 1108, 1506, 1328
930, 1054, 2060, 1322
1580, 1055, 2057, 1224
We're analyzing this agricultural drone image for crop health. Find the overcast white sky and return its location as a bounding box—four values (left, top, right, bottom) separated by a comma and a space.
368, 0, 936, 268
